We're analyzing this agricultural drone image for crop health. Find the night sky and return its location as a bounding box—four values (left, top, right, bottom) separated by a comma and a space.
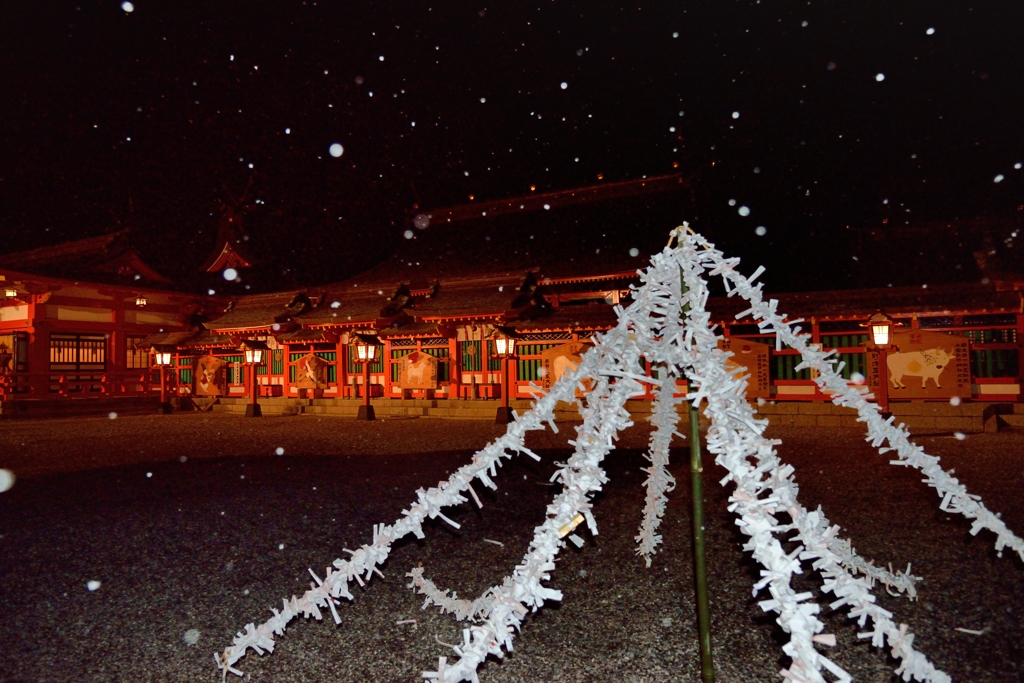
2, 1, 1022, 293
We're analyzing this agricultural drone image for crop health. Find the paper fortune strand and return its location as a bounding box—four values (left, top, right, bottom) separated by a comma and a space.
663, 230, 947, 682
635, 365, 680, 566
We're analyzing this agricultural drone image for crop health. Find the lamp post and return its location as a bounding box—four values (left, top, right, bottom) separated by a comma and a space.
152, 345, 174, 414
492, 332, 517, 424
354, 335, 381, 421
865, 312, 895, 417
240, 339, 269, 418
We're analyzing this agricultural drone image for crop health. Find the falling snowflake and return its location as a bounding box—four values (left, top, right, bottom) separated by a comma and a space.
275, 447, 285, 455
954, 432, 966, 441
183, 629, 201, 646
0, 469, 14, 493
926, 28, 935, 35
994, 174, 1004, 183
560, 82, 568, 89
121, 2, 134, 12
755, 226, 767, 236
404, 230, 414, 239
732, 111, 740, 119
949, 396, 961, 407
629, 248, 639, 257
108, 412, 117, 419
738, 206, 750, 217
86, 580, 101, 591
329, 143, 344, 157
223, 268, 238, 281
876, 73, 885, 82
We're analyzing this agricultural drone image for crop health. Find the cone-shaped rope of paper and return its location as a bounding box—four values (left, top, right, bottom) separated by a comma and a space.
635, 366, 681, 566
670, 231, 950, 682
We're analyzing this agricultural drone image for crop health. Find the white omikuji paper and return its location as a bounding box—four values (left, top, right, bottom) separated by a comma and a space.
217, 225, 1022, 683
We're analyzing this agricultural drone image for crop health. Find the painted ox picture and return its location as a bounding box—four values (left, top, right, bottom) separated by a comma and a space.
870, 330, 971, 401
887, 348, 955, 389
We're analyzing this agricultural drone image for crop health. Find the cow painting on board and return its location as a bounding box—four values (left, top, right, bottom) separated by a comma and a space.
888, 348, 955, 389
195, 355, 228, 396
867, 330, 970, 401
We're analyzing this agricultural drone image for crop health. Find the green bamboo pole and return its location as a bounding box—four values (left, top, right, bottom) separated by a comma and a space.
689, 396, 715, 683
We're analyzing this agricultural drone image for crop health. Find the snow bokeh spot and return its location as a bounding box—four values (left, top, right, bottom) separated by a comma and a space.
329, 143, 344, 157
414, 214, 430, 229
755, 226, 767, 236
183, 629, 201, 645
994, 174, 1004, 183
275, 447, 285, 456
876, 73, 885, 82
0, 469, 15, 493
86, 580, 101, 591
949, 396, 961, 406
738, 206, 750, 217
629, 248, 639, 257
121, 2, 134, 12
223, 268, 238, 281
404, 230, 414, 239
108, 412, 117, 419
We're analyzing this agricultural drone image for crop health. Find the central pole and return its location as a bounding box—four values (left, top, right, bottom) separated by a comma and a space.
689, 397, 714, 683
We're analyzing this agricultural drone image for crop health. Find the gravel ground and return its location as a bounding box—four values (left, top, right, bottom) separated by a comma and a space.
0, 412, 1022, 683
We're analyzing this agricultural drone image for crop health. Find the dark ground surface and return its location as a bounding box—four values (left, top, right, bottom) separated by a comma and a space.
0, 413, 1022, 683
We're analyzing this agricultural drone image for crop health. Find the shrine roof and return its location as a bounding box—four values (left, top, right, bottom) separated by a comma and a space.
506, 304, 619, 333
0, 229, 172, 285
377, 322, 451, 339
705, 281, 1022, 325
353, 192, 681, 284
274, 327, 339, 344
204, 290, 311, 330
409, 274, 528, 319
137, 330, 201, 349
297, 287, 393, 326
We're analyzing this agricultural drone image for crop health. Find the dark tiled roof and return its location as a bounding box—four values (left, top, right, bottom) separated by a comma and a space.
354, 192, 682, 283
377, 322, 452, 338
0, 229, 172, 285
298, 286, 393, 326
410, 275, 527, 319
274, 328, 339, 343
507, 304, 619, 332
178, 331, 237, 348
706, 282, 1022, 324
204, 290, 310, 330
138, 331, 201, 349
